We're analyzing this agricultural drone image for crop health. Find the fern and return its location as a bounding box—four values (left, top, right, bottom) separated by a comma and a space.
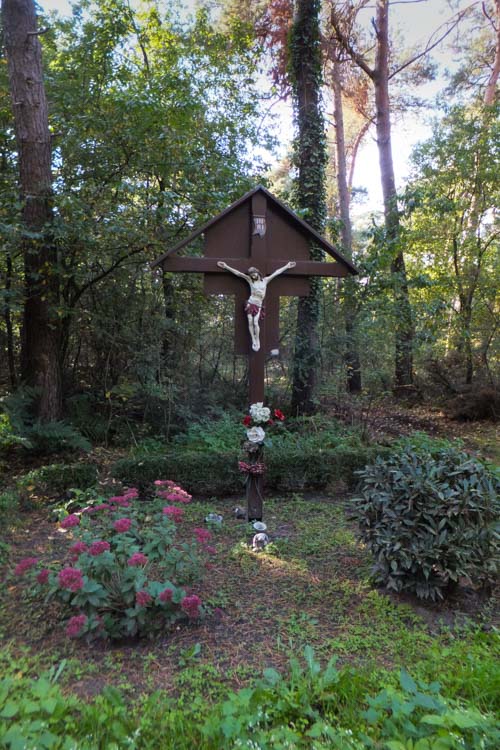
1, 388, 91, 454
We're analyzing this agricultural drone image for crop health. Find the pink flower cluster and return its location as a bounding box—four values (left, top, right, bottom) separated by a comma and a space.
127, 552, 148, 567
154, 480, 177, 488
109, 496, 131, 508
155, 480, 191, 504
69, 541, 88, 561
181, 594, 202, 619
193, 528, 211, 545
58, 567, 84, 592
84, 503, 110, 514
109, 487, 138, 508
136, 590, 152, 607
14, 557, 38, 576
113, 518, 132, 533
89, 540, 111, 556
66, 614, 87, 638
163, 505, 184, 523
159, 588, 173, 603
60, 514, 80, 529
37, 568, 50, 584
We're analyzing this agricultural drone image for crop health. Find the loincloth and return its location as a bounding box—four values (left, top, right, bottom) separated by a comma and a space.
244, 302, 265, 318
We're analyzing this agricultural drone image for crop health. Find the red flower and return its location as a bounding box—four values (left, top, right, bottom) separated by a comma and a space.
243, 415, 252, 426
60, 514, 80, 529
114, 518, 132, 533
181, 594, 202, 619
89, 541, 110, 556
58, 567, 84, 592
127, 552, 148, 567
274, 409, 285, 421
136, 590, 152, 607
13, 557, 38, 576
194, 528, 212, 545
159, 588, 173, 603
36, 568, 50, 585
66, 614, 87, 638
163, 506, 184, 522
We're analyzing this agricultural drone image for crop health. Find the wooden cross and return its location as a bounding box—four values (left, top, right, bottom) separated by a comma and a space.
152, 186, 357, 520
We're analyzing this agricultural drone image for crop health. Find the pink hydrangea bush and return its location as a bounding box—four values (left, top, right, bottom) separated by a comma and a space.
13, 480, 211, 640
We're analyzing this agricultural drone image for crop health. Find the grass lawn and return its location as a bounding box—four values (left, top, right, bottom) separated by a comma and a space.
1, 410, 498, 748
2, 492, 498, 703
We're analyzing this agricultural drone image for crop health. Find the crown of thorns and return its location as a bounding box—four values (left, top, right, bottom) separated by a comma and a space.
247, 267, 262, 277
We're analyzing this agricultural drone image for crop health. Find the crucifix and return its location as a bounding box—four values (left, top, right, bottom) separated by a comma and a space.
152, 186, 357, 520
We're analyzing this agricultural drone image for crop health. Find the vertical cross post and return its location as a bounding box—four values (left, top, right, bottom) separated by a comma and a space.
246, 192, 267, 521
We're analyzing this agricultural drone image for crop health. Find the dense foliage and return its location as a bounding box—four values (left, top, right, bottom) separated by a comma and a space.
354, 448, 499, 600
1, 647, 499, 749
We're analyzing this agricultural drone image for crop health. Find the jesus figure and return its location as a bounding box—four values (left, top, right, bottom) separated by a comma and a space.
217, 260, 296, 351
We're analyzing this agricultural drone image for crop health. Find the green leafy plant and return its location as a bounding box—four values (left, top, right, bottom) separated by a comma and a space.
16, 463, 98, 502
354, 448, 499, 600
1, 388, 91, 454
364, 669, 500, 750
13, 482, 211, 640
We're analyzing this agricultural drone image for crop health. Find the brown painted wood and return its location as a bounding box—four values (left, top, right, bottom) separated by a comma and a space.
247, 476, 263, 521
151, 185, 359, 274
161, 255, 348, 279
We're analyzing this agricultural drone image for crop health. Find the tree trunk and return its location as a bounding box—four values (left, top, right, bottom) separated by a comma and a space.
373, 0, 413, 391
484, 0, 500, 106
4, 253, 18, 389
3, 0, 62, 419
289, 0, 327, 415
332, 61, 362, 393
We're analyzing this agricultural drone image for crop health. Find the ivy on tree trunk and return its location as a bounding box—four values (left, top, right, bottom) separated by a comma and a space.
289, 0, 327, 415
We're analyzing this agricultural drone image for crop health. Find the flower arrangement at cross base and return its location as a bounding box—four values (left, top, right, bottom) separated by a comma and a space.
239, 402, 285, 479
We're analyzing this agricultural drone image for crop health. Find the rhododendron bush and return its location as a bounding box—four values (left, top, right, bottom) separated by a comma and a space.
13, 481, 211, 640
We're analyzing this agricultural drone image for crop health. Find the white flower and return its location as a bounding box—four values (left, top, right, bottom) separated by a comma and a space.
246, 426, 265, 443
249, 402, 270, 423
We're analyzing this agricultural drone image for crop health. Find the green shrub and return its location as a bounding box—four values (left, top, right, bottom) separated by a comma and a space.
354, 448, 500, 600
16, 463, 98, 501
414, 628, 500, 713
66, 393, 108, 443
0, 414, 29, 451
112, 445, 389, 496
1, 388, 91, 454
0, 490, 19, 519
111, 452, 244, 495
172, 413, 243, 452
0, 664, 138, 750
393, 430, 463, 455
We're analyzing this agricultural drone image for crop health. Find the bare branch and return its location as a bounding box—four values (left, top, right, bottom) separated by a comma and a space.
389, 3, 479, 80
330, 8, 375, 79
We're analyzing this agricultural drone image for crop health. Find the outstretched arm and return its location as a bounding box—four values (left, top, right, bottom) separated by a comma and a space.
264, 261, 296, 283
217, 261, 250, 281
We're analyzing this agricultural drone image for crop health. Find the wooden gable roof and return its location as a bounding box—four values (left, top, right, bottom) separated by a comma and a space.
151, 185, 358, 275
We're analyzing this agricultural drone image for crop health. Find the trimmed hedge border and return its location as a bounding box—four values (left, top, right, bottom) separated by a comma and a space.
111, 445, 391, 496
